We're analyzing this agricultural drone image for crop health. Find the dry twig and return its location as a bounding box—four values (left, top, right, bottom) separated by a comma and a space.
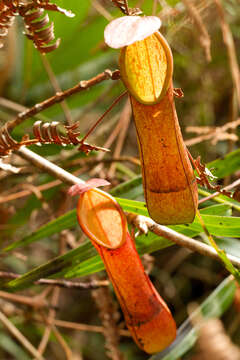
108, 98, 132, 178
14, 147, 240, 270
198, 177, 240, 205
214, 0, 240, 109
185, 118, 240, 147
0, 310, 45, 360
43, 318, 130, 337
92, 280, 125, 360
127, 213, 240, 269
0, 1, 74, 52
0, 69, 121, 157
0, 271, 109, 289
40, 54, 72, 125
0, 289, 48, 308
111, 0, 142, 15
182, 0, 211, 61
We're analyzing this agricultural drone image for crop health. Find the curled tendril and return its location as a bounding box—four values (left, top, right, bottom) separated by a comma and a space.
0, 2, 17, 48
0, 1, 74, 53
19, 6, 60, 53
0, 121, 109, 158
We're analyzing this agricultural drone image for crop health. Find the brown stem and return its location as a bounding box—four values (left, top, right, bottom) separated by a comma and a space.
198, 178, 240, 204
2, 69, 120, 134
40, 54, 72, 125
0, 271, 109, 289
16, 148, 240, 269
80, 91, 127, 143
182, 0, 211, 62
0, 310, 45, 360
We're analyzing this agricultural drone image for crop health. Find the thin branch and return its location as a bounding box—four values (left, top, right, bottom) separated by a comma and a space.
214, 0, 240, 109
92, 276, 124, 360
198, 178, 240, 205
0, 179, 61, 204
80, 91, 127, 143
0, 271, 109, 289
37, 287, 60, 356
16, 147, 240, 270
89, 112, 127, 176
48, 318, 130, 337
40, 54, 72, 125
111, 0, 142, 15
37, 278, 109, 289
108, 98, 132, 178
185, 118, 240, 147
0, 310, 46, 360
0, 156, 140, 204
0, 290, 48, 308
1, 69, 121, 134
182, 0, 211, 62
51, 325, 73, 360
127, 213, 240, 269
92, 0, 113, 20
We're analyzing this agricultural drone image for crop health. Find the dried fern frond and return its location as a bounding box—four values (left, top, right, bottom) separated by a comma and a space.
32, 121, 109, 154
0, 1, 17, 48
111, 0, 142, 15
193, 156, 240, 202
0, 124, 20, 157
0, 121, 109, 157
0, 1, 74, 53
111, 0, 129, 15
20, 6, 60, 53
19, 1, 74, 53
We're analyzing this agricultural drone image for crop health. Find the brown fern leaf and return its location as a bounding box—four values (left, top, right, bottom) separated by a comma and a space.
111, 0, 129, 15
0, 1, 73, 53
19, 4, 60, 54
32, 121, 109, 154
0, 125, 20, 156
0, 1, 18, 48
16, 1, 74, 54
193, 156, 240, 202
0, 121, 109, 157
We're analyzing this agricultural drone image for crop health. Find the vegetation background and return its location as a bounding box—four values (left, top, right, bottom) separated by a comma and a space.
0, 0, 240, 359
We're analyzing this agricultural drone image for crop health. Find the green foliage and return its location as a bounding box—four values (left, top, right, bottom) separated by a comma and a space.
1, 0, 240, 358
151, 277, 236, 360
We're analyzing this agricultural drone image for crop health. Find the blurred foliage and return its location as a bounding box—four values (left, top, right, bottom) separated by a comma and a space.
0, 0, 240, 359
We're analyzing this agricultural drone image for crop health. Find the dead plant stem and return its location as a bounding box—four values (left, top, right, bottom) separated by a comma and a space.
0, 310, 45, 360
2, 69, 120, 134
15, 147, 240, 270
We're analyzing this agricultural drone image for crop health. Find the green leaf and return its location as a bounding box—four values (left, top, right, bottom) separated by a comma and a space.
208, 149, 240, 179
150, 276, 236, 360
3, 200, 239, 253
110, 175, 142, 199
64, 232, 173, 279
3, 241, 96, 290
199, 204, 232, 216
198, 188, 240, 213
3, 210, 77, 252
2, 231, 173, 290
4, 204, 240, 291
22, 0, 92, 88
217, 237, 240, 257
183, 214, 240, 238
116, 197, 149, 216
